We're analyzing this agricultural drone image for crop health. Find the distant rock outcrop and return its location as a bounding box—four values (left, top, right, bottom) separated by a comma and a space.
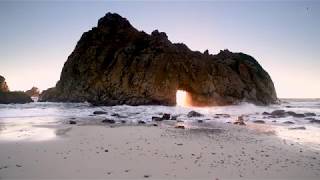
0, 75, 32, 104
40, 13, 277, 106
25, 86, 40, 97
0, 75, 9, 92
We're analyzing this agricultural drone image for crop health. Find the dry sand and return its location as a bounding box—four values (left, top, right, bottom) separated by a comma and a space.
0, 121, 319, 179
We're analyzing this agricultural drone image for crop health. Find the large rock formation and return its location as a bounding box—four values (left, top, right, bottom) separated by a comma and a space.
40, 13, 277, 106
0, 75, 33, 104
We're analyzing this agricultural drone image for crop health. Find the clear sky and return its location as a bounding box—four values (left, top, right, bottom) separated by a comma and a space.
0, 1, 319, 98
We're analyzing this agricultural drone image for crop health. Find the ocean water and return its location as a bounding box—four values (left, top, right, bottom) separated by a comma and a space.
0, 99, 320, 149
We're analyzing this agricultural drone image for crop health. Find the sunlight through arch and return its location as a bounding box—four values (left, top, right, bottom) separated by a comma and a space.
176, 90, 190, 107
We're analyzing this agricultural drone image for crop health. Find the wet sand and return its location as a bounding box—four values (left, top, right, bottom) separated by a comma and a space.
0, 121, 319, 179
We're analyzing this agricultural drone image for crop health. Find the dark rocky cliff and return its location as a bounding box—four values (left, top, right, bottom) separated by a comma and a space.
40, 13, 277, 106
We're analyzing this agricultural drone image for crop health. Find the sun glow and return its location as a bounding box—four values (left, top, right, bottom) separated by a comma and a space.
176, 90, 190, 107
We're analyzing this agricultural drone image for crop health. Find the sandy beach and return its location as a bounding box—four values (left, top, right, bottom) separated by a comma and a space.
1, 120, 319, 179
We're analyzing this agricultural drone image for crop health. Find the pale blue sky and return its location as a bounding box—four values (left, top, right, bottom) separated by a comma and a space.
0, 1, 319, 98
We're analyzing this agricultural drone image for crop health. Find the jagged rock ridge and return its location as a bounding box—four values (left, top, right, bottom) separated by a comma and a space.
40, 13, 277, 106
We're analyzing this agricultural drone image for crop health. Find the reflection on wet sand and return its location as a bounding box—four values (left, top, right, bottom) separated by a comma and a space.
275, 125, 320, 151
0, 123, 57, 141
0, 117, 63, 141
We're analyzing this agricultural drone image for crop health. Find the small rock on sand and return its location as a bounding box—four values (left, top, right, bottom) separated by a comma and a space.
162, 113, 171, 120
291, 113, 305, 118
304, 112, 316, 117
187, 111, 203, 118
286, 111, 297, 116
152, 114, 172, 121
93, 111, 107, 115
102, 119, 115, 124
309, 119, 320, 124
69, 120, 77, 124
270, 110, 288, 118
286, 111, 306, 118
152, 116, 163, 121
253, 120, 265, 124
138, 120, 146, 124
283, 121, 294, 124
262, 112, 270, 115
294, 114, 306, 118
271, 110, 286, 116
111, 113, 127, 118
0, 165, 8, 170
289, 126, 306, 130
215, 113, 231, 118
175, 125, 185, 129
171, 115, 179, 120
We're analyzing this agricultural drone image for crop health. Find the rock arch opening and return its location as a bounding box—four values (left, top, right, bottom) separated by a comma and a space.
175, 90, 192, 107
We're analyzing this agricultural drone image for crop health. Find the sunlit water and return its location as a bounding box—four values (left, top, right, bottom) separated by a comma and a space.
0, 99, 320, 149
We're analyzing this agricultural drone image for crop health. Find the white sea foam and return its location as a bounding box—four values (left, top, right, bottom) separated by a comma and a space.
0, 100, 318, 124
0, 99, 319, 147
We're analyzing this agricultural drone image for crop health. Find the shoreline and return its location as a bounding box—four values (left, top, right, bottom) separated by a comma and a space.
0, 121, 319, 179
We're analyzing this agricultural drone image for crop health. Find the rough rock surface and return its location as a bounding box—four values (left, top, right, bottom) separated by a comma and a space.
0, 75, 32, 104
40, 13, 277, 106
